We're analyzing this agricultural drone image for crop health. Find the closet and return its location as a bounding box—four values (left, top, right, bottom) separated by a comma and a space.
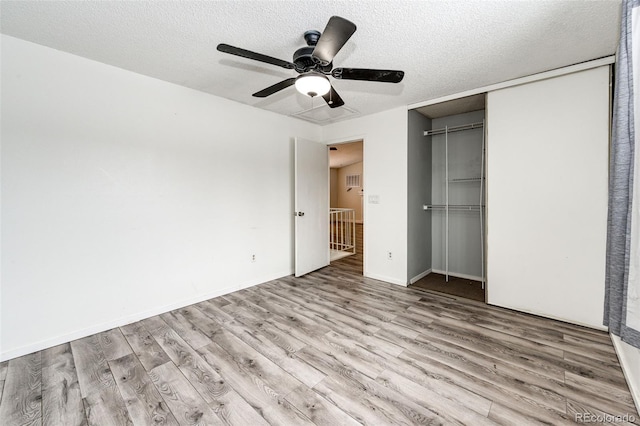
407, 95, 486, 301
408, 65, 610, 326
425, 114, 485, 284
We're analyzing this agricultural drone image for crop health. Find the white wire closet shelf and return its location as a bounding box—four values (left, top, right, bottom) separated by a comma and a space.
424, 121, 484, 136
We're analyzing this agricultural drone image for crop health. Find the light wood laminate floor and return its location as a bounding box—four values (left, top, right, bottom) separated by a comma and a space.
1, 249, 638, 424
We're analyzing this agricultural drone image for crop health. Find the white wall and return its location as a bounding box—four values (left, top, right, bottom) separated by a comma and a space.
486, 66, 610, 329
0, 35, 321, 360
329, 168, 339, 207
323, 107, 409, 285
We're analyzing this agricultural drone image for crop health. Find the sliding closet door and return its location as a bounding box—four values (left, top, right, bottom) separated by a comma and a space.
486, 66, 610, 329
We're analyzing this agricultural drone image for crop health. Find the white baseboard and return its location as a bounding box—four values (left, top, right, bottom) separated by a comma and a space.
610, 334, 640, 414
237, 269, 292, 291
1, 270, 292, 362
431, 269, 483, 282
409, 268, 432, 284
485, 299, 609, 331
365, 272, 408, 287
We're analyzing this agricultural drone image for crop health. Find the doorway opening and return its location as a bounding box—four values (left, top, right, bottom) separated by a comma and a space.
328, 140, 364, 275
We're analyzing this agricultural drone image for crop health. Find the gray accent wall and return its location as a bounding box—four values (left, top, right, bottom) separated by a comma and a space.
407, 110, 432, 282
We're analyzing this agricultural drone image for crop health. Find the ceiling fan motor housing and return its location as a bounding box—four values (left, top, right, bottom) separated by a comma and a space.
293, 46, 316, 70
304, 30, 321, 46
293, 46, 332, 73
293, 30, 332, 73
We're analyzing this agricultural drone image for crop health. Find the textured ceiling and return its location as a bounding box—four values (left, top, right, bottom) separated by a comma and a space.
329, 140, 363, 168
0, 1, 622, 125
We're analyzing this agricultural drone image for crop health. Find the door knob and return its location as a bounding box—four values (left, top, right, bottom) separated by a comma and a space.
295, 212, 305, 216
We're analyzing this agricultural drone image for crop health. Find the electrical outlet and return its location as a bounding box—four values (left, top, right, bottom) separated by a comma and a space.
251, 254, 256, 263
387, 251, 392, 260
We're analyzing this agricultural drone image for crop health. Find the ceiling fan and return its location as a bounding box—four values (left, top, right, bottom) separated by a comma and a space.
217, 16, 404, 108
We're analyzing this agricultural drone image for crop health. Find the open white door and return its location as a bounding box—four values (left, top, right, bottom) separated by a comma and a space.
295, 137, 329, 277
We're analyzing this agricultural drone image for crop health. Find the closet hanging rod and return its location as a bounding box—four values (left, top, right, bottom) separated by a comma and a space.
423, 204, 484, 211
450, 177, 483, 182
424, 121, 484, 137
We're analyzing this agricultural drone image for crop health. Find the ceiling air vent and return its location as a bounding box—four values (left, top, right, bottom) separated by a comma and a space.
292, 104, 360, 124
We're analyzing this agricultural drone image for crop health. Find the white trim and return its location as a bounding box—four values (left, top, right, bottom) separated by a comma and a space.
432, 269, 483, 282
408, 56, 615, 110
611, 335, 640, 413
485, 302, 609, 332
324, 134, 367, 146
236, 269, 293, 290
409, 268, 433, 284
365, 272, 408, 287
0, 269, 292, 362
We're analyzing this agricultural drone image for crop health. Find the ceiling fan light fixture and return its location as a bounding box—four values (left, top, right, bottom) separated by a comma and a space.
295, 73, 331, 97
